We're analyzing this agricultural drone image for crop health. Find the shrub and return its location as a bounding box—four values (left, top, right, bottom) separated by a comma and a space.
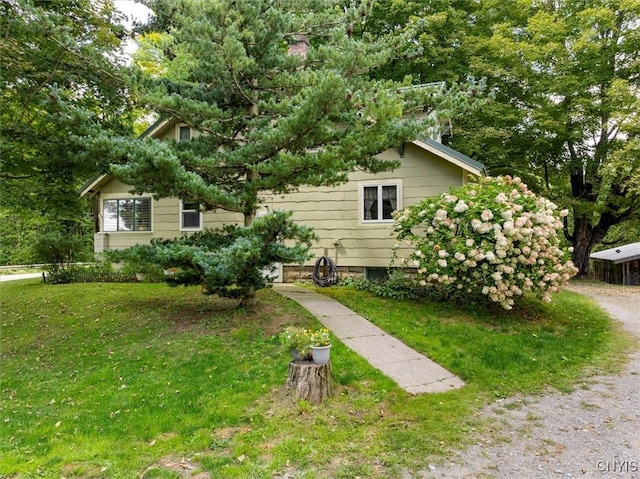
393, 176, 578, 309
341, 271, 435, 301
106, 211, 316, 304
45, 262, 137, 284
34, 226, 93, 282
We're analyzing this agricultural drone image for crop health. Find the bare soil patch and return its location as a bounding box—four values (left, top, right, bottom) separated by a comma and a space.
141, 454, 212, 479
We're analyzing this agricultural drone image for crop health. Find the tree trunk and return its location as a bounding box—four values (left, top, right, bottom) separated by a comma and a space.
571, 214, 611, 277
286, 361, 333, 404
572, 227, 593, 277
240, 285, 256, 308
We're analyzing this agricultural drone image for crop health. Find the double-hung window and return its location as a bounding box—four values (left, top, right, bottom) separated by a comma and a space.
360, 182, 401, 223
103, 198, 151, 231
180, 201, 202, 230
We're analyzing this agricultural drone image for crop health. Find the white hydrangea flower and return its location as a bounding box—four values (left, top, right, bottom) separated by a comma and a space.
495, 192, 508, 203
481, 209, 494, 221
454, 200, 469, 213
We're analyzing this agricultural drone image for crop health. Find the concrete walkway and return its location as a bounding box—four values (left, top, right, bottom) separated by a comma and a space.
274, 284, 465, 394
0, 272, 43, 282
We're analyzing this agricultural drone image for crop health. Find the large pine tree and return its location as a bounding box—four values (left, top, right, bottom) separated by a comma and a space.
99, 0, 463, 304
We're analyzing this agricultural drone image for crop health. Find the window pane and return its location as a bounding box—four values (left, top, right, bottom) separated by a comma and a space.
135, 199, 151, 231
179, 126, 191, 141
181, 201, 200, 229
182, 211, 200, 228
382, 185, 397, 220
118, 199, 134, 231
363, 186, 378, 221
182, 202, 199, 211
103, 200, 118, 231
103, 198, 151, 231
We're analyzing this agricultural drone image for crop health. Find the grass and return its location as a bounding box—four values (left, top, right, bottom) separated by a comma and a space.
0, 279, 633, 478
317, 286, 632, 396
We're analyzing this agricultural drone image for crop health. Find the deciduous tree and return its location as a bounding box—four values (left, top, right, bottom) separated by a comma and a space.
448, 0, 640, 275
0, 0, 133, 263
366, 1, 640, 274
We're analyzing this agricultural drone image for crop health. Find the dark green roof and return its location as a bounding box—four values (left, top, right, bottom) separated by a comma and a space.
138, 117, 171, 138
418, 137, 485, 172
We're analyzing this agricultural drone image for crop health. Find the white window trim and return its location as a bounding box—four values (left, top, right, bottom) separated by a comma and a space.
180, 200, 203, 231
358, 180, 402, 224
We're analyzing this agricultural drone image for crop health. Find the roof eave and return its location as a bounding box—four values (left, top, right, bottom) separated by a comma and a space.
139, 117, 176, 139
410, 138, 485, 176
79, 174, 110, 197
590, 243, 640, 263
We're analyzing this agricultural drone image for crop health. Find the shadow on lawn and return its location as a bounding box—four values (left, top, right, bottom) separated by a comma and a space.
119, 288, 315, 337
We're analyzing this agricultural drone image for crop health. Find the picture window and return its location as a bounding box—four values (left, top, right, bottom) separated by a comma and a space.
103, 198, 151, 232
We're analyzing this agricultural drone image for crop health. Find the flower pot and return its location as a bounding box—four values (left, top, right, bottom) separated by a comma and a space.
290, 348, 312, 362
311, 345, 331, 365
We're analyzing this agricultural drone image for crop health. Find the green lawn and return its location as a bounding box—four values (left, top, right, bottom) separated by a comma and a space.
0, 280, 632, 478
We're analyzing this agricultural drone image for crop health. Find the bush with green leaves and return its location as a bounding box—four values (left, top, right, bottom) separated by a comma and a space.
341, 271, 435, 301
45, 261, 136, 284
108, 211, 316, 305
32, 224, 93, 280
393, 176, 578, 309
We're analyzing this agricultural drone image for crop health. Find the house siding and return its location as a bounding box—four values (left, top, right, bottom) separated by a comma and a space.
94, 178, 243, 252
263, 143, 466, 268
591, 259, 640, 286
589, 243, 640, 286
90, 142, 475, 274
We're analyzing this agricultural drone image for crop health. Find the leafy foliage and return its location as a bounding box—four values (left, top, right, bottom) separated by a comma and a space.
447, 0, 640, 274
393, 176, 577, 309
0, 0, 133, 264
366, 0, 480, 84
278, 326, 331, 357
108, 211, 316, 303
365, 0, 640, 274
341, 271, 435, 301
32, 229, 87, 267
1, 0, 132, 211
44, 261, 136, 284
278, 326, 311, 356
0, 213, 45, 265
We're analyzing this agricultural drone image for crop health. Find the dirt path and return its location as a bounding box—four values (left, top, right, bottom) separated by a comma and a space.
417, 283, 640, 479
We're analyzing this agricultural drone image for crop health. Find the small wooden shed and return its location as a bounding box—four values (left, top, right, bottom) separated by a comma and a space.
590, 242, 640, 286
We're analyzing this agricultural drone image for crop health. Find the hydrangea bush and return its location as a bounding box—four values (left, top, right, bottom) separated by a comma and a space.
393, 176, 578, 309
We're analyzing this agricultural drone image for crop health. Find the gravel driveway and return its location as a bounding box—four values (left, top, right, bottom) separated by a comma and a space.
417, 282, 640, 479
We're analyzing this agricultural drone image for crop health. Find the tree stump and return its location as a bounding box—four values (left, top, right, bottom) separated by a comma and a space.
286, 361, 333, 404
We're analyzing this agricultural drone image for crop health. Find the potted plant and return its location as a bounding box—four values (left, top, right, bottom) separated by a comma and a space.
309, 328, 332, 365
279, 326, 311, 361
